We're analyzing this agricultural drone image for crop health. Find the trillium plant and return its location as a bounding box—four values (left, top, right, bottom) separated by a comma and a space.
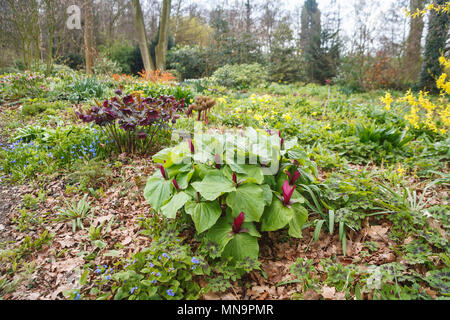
143, 128, 318, 262
75, 90, 186, 154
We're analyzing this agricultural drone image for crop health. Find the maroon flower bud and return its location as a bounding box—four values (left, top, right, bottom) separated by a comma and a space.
172, 178, 179, 191
215, 153, 221, 169
115, 89, 123, 96
160, 166, 167, 179
286, 170, 301, 185
188, 139, 195, 154
282, 180, 296, 206
232, 212, 245, 234
232, 172, 237, 184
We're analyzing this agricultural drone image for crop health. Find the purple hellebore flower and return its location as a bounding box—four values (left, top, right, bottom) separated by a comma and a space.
137, 132, 148, 140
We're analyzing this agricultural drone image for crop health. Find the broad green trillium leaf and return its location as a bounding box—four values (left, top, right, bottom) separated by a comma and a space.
288, 203, 308, 238
160, 192, 191, 219
175, 170, 194, 190
185, 200, 222, 234
221, 232, 259, 261
226, 183, 265, 222
143, 177, 172, 211
206, 217, 234, 253
260, 197, 295, 232
260, 184, 273, 206
191, 172, 236, 201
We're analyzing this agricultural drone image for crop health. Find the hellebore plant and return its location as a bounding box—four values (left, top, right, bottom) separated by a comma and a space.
75, 90, 186, 154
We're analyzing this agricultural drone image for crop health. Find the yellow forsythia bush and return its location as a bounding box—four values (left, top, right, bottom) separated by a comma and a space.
381, 56, 450, 135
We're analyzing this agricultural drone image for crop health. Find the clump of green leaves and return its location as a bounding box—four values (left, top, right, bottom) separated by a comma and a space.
144, 128, 316, 262
56, 195, 92, 232
73, 231, 209, 300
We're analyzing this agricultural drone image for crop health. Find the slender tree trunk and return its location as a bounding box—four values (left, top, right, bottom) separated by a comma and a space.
173, 0, 182, 43
45, 0, 55, 75
131, 0, 155, 72
84, 0, 94, 75
404, 0, 425, 83
155, 0, 172, 71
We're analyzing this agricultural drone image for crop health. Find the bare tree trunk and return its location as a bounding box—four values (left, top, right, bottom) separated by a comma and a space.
404, 0, 425, 83
155, 0, 171, 70
84, 0, 94, 75
131, 0, 155, 72
173, 0, 183, 43
45, 0, 55, 75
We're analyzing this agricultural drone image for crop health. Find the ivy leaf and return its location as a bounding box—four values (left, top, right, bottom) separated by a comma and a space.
160, 192, 191, 219
191, 172, 236, 201
226, 183, 265, 222
143, 177, 172, 211
260, 197, 295, 232
185, 200, 222, 233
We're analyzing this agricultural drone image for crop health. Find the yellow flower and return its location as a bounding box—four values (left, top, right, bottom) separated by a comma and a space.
253, 114, 263, 122
397, 165, 405, 176
381, 92, 393, 110
217, 97, 227, 104
282, 114, 292, 121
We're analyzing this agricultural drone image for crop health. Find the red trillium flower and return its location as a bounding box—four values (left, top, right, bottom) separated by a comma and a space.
232, 172, 237, 184
215, 153, 221, 169
188, 139, 195, 154
286, 170, 300, 185
232, 212, 245, 234
172, 178, 179, 191
160, 166, 168, 179
282, 180, 296, 206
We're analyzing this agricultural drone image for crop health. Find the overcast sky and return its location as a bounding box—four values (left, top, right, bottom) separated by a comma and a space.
195, 0, 406, 39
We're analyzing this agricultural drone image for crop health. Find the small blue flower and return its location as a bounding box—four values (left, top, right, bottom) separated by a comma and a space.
191, 257, 200, 264
166, 289, 175, 297
130, 286, 138, 294
94, 268, 102, 274
149, 263, 154, 268
106, 275, 111, 280
156, 272, 161, 277
75, 293, 81, 300
162, 253, 169, 259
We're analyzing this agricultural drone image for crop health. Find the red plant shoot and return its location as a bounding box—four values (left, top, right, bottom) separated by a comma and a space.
282, 180, 296, 206
232, 212, 245, 234
286, 170, 301, 185
172, 178, 179, 191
